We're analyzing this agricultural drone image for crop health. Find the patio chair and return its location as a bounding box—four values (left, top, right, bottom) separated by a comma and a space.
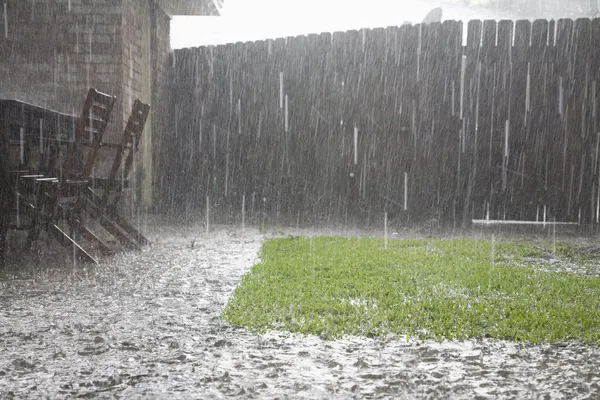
85, 99, 151, 248
20, 89, 116, 263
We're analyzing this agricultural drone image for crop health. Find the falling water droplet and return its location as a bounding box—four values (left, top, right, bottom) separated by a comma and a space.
242, 194, 246, 233
503, 119, 509, 191
238, 98, 242, 135
39, 119, 44, 156
404, 172, 408, 211
19, 127, 24, 164
353, 125, 358, 165
552, 217, 556, 255
384, 211, 388, 250
558, 76, 564, 115
206, 196, 210, 233
14, 180, 20, 229
279, 71, 284, 109
3, 2, 7, 39
490, 234, 495, 290
543, 205, 547, 227
225, 129, 230, 197
284, 95, 289, 133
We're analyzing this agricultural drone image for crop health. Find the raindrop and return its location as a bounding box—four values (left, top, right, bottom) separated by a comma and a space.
198, 124, 202, 153
257, 111, 262, 139
3, 2, 7, 39
597, 175, 600, 223
504, 120, 510, 159
502, 119, 509, 191
404, 172, 408, 211
362, 28, 366, 53
475, 61, 481, 132
552, 217, 557, 254
39, 119, 44, 155
229, 74, 233, 110
384, 211, 388, 250
19, 127, 24, 164
284, 95, 289, 133
238, 98, 241, 135
212, 124, 217, 161
242, 194, 246, 233
206, 196, 210, 233
279, 71, 284, 109
525, 62, 531, 115
490, 234, 495, 290
451, 79, 456, 116
593, 81, 597, 119
225, 129, 230, 197
558, 76, 564, 114
543, 205, 547, 227
460, 55, 466, 119
14, 180, 20, 229
491, 234, 495, 264
72, 234, 77, 269
353, 125, 358, 165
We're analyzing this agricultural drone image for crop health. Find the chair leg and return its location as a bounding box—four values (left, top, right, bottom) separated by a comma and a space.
62, 205, 115, 257
47, 223, 98, 264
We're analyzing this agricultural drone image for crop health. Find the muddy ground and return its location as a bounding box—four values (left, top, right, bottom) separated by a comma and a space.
1, 220, 599, 399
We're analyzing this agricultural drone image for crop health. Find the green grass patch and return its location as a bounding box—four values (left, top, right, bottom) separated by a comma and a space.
223, 237, 600, 344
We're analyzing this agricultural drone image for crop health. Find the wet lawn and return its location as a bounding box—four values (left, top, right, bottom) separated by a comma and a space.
224, 236, 600, 344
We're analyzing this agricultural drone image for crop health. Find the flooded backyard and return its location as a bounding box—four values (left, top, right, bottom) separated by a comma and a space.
1, 220, 600, 399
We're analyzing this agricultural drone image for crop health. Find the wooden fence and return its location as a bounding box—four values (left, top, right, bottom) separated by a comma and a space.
160, 18, 600, 227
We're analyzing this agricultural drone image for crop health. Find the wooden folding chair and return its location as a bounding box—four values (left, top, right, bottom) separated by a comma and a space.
86, 99, 151, 248
22, 89, 116, 263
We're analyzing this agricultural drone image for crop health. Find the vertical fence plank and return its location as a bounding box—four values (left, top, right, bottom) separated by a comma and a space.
439, 20, 463, 224
463, 20, 482, 222
495, 20, 515, 218
591, 19, 600, 220
554, 19, 574, 219
509, 20, 531, 219
527, 20, 552, 220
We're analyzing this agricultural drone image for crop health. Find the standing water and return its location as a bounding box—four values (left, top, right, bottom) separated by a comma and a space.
1, 223, 599, 398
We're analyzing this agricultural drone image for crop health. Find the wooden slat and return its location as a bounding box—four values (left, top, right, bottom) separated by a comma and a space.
572, 19, 593, 222
461, 20, 482, 222
48, 224, 98, 264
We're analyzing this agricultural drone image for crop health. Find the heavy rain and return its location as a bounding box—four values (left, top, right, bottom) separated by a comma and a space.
2, 0, 600, 398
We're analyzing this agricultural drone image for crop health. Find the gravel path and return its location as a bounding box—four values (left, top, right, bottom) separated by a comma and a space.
1, 222, 599, 399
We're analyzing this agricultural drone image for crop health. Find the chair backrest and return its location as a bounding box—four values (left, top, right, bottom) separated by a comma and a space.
119, 99, 151, 177
102, 99, 150, 209
62, 88, 116, 181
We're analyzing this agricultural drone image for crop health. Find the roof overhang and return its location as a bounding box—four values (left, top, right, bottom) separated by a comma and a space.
155, 0, 222, 16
